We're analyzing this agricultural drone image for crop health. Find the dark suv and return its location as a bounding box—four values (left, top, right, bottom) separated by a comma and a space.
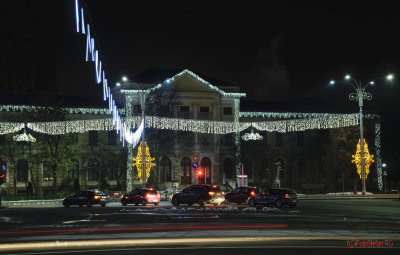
171, 184, 225, 207
247, 188, 298, 208
63, 190, 109, 207
121, 188, 160, 206
225, 186, 261, 204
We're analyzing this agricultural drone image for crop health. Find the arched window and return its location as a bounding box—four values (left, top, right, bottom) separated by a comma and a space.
200, 157, 212, 184
107, 159, 118, 180
16, 159, 28, 182
68, 159, 79, 179
88, 159, 99, 181
223, 158, 235, 179
180, 158, 191, 184
160, 157, 172, 182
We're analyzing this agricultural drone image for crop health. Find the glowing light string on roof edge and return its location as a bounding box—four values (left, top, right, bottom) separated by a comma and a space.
74, 0, 139, 148
0, 114, 358, 135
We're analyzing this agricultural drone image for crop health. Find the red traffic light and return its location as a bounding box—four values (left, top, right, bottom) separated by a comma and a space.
197, 170, 204, 176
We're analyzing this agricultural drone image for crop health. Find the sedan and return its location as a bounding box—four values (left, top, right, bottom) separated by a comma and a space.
63, 190, 109, 207
225, 186, 261, 204
247, 188, 298, 208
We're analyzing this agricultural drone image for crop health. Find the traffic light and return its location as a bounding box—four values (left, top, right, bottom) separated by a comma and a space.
0, 157, 6, 184
196, 169, 204, 176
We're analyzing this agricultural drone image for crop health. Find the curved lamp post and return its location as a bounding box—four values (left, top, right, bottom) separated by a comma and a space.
329, 74, 394, 195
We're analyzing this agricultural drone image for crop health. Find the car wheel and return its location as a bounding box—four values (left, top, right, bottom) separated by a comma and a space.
121, 200, 127, 206
172, 197, 179, 206
87, 201, 92, 207
154, 203, 158, 206
275, 200, 282, 208
236, 202, 241, 205
135, 203, 139, 206
248, 199, 256, 207
63, 201, 70, 208
141, 199, 147, 206
188, 203, 193, 206
197, 199, 205, 207
101, 203, 106, 207
79, 204, 83, 207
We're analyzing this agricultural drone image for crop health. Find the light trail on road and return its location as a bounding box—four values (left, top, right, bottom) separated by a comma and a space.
0, 224, 288, 235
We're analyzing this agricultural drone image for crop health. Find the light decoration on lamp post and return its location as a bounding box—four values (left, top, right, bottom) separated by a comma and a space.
330, 73, 393, 195
242, 129, 263, 141
132, 141, 155, 184
352, 139, 374, 180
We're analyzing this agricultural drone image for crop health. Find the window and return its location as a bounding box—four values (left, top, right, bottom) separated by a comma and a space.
318, 167, 326, 179
107, 159, 118, 180
88, 159, 99, 181
68, 159, 79, 179
88, 131, 98, 146
160, 157, 172, 182
0, 135, 5, 145
223, 158, 235, 179
222, 134, 232, 146
200, 106, 209, 112
68, 133, 78, 145
200, 157, 211, 184
180, 106, 189, 112
16, 159, 28, 182
108, 131, 117, 145
297, 158, 305, 178
181, 158, 191, 184
223, 107, 232, 115
43, 162, 54, 181
297, 132, 304, 146
275, 133, 283, 146
133, 104, 141, 114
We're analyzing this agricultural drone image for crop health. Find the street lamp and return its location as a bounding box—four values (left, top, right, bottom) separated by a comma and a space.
330, 73, 394, 195
382, 163, 388, 194
121, 76, 147, 188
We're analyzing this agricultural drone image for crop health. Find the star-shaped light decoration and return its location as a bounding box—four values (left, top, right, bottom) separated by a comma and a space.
132, 141, 155, 183
242, 129, 263, 141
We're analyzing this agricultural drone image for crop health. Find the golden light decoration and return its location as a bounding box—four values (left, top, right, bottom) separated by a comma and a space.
132, 141, 155, 183
352, 139, 374, 179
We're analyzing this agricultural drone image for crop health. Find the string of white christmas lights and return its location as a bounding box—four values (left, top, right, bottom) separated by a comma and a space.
1, 113, 360, 136
0, 123, 25, 135
240, 112, 379, 119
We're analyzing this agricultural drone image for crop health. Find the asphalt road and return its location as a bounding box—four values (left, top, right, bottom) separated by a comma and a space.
0, 199, 399, 254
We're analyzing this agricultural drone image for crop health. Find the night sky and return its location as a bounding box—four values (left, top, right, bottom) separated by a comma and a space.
4, 1, 400, 176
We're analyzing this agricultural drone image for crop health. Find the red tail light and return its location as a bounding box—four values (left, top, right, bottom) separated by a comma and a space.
285, 193, 289, 199
250, 191, 255, 196
208, 191, 215, 196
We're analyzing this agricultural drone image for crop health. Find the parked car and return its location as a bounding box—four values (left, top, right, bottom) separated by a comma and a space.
247, 188, 298, 208
107, 190, 123, 201
225, 186, 261, 204
121, 188, 160, 206
171, 184, 225, 207
63, 190, 109, 207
